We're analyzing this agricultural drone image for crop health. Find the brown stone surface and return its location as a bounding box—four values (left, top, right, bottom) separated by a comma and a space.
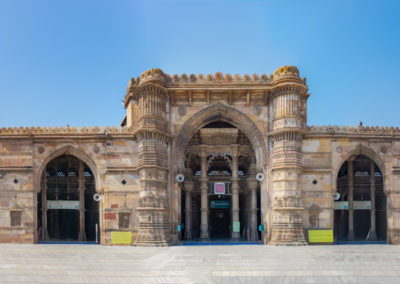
0, 66, 399, 245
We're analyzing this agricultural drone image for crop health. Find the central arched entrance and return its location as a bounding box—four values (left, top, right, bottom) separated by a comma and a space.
180, 121, 261, 242
334, 154, 387, 243
37, 154, 100, 243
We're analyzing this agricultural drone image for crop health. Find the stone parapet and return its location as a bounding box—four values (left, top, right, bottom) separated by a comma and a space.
306, 125, 400, 137
0, 126, 133, 137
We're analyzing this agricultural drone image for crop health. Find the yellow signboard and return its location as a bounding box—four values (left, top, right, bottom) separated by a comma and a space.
308, 230, 333, 243
111, 231, 132, 245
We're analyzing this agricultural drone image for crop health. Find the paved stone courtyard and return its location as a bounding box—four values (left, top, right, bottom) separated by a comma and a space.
0, 244, 399, 284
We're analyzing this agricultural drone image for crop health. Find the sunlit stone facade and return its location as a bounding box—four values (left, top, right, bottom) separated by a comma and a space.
0, 66, 398, 245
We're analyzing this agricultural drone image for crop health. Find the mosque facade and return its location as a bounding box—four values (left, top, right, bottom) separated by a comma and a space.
0, 66, 398, 245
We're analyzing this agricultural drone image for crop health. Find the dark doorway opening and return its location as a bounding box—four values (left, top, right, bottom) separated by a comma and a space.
210, 209, 231, 239
37, 154, 99, 243
47, 210, 79, 240
209, 195, 231, 239
334, 155, 387, 243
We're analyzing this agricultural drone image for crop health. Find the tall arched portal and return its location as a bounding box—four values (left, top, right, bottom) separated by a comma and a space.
180, 121, 261, 242
37, 154, 99, 242
334, 155, 387, 242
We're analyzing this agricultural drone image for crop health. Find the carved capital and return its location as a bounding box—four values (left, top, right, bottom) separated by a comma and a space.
183, 181, 194, 193
247, 177, 258, 191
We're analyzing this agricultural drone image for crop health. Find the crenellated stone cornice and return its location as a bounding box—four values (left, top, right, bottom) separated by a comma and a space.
0, 126, 133, 138
124, 66, 309, 107
306, 125, 400, 138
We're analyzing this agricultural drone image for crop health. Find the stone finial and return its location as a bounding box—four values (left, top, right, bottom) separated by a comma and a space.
128, 77, 135, 88
233, 74, 241, 82
173, 74, 180, 82
181, 74, 188, 82
224, 73, 233, 83
189, 74, 197, 82
252, 74, 259, 82
260, 74, 268, 82
272, 65, 300, 81
198, 74, 205, 82
243, 74, 251, 82
215, 72, 223, 82
206, 74, 214, 82
136, 68, 169, 85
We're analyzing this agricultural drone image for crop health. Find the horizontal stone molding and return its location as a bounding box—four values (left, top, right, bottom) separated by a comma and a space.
0, 126, 133, 137
306, 125, 400, 137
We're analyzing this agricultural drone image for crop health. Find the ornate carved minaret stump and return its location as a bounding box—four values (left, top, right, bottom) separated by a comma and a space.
270, 66, 308, 245
125, 69, 171, 246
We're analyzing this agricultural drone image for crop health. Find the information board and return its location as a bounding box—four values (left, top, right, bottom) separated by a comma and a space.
210, 200, 230, 209
354, 201, 371, 210
47, 200, 79, 210
308, 230, 333, 243
111, 231, 132, 245
334, 201, 348, 210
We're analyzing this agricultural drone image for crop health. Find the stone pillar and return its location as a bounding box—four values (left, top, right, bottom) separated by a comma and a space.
231, 146, 240, 240
78, 160, 86, 241
247, 177, 258, 241
370, 161, 377, 241
200, 147, 209, 240
348, 159, 354, 240
132, 80, 170, 246
41, 172, 49, 240
270, 66, 307, 245
184, 180, 194, 240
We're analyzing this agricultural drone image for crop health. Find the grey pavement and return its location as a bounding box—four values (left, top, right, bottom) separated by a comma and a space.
0, 244, 399, 283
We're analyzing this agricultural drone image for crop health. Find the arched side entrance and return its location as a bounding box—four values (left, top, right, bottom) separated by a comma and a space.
334, 155, 387, 242
37, 154, 100, 242
180, 121, 262, 242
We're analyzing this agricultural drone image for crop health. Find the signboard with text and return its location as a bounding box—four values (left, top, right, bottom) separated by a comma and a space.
47, 200, 79, 210
210, 200, 230, 209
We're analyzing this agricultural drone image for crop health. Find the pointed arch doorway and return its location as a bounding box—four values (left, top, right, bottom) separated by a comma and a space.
37, 154, 100, 243
180, 120, 262, 242
334, 154, 387, 243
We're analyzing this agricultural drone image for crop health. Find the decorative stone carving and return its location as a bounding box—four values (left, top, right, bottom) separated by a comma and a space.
177, 106, 187, 117
200, 128, 239, 145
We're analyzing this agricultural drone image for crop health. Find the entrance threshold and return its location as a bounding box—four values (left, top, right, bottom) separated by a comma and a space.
178, 238, 261, 246
38, 240, 98, 245
335, 240, 387, 245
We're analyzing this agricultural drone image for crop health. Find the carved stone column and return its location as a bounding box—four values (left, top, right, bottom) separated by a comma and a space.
41, 172, 49, 240
78, 160, 86, 241
247, 177, 258, 241
231, 146, 240, 240
131, 81, 170, 246
370, 161, 377, 241
348, 158, 354, 240
270, 66, 308, 245
184, 180, 194, 240
200, 146, 209, 240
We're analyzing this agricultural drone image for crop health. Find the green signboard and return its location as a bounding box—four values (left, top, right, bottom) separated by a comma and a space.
210, 200, 230, 209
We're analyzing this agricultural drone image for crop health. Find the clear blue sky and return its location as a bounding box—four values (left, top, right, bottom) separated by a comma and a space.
0, 0, 399, 127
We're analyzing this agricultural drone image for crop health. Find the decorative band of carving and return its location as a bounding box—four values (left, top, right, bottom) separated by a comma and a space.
0, 126, 133, 136
270, 130, 303, 143
134, 129, 170, 143
307, 125, 400, 136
